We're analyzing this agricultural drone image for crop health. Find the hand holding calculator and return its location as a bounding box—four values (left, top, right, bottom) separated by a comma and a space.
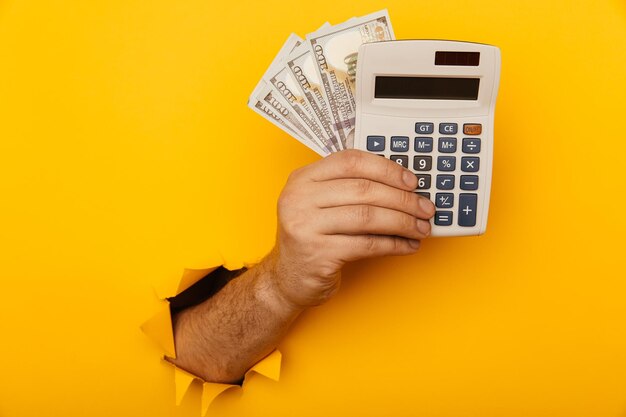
353, 40, 501, 236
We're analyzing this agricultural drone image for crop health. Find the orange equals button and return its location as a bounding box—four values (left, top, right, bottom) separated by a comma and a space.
463, 124, 482, 135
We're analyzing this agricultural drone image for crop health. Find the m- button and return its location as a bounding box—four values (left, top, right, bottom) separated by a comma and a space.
463, 123, 482, 135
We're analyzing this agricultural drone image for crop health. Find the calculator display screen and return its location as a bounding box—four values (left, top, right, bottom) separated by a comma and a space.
374, 76, 480, 100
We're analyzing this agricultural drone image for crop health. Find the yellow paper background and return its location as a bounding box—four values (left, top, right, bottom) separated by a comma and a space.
1, 0, 625, 416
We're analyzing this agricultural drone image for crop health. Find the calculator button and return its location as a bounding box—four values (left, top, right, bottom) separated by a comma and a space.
435, 211, 453, 226
438, 138, 457, 153
416, 192, 431, 199
462, 138, 481, 153
415, 174, 431, 190
413, 156, 432, 171
460, 175, 479, 190
437, 156, 456, 171
367, 136, 385, 151
390, 155, 408, 168
463, 124, 482, 135
439, 123, 458, 134
436, 174, 455, 190
458, 193, 478, 227
414, 137, 433, 153
390, 136, 409, 152
435, 193, 454, 208
415, 122, 434, 134
461, 157, 480, 172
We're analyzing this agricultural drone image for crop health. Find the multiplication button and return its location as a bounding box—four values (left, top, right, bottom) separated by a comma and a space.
435, 211, 453, 226
390, 136, 409, 152
367, 136, 385, 151
458, 193, 478, 227
461, 157, 480, 172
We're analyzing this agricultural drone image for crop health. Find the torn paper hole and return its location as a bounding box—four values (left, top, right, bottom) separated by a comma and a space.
141, 257, 281, 415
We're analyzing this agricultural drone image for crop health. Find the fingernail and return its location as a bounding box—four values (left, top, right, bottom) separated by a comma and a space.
419, 197, 435, 216
402, 170, 417, 188
408, 239, 421, 249
417, 219, 431, 235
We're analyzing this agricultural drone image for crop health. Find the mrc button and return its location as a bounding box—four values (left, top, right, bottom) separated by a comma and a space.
367, 136, 385, 151
390, 136, 409, 152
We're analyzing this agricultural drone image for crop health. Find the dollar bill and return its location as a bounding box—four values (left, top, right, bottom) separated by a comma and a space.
286, 43, 343, 150
306, 10, 395, 148
267, 63, 338, 153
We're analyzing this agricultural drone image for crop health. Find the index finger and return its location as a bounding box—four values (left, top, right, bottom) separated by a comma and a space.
302, 149, 417, 191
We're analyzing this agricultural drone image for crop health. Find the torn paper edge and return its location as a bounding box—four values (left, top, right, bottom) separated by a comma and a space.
141, 255, 281, 415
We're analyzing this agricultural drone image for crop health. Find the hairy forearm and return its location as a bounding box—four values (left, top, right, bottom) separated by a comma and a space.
168, 252, 303, 383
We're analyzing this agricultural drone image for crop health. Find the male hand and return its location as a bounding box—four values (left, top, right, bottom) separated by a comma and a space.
266, 149, 435, 309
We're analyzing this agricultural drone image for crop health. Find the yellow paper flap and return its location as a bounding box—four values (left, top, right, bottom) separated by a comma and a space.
140, 301, 176, 358
245, 349, 282, 382
176, 266, 220, 295
201, 382, 237, 416
174, 366, 197, 405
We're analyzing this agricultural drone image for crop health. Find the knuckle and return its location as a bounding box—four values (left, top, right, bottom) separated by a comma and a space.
340, 149, 363, 175
355, 205, 372, 225
400, 190, 414, 210
363, 235, 378, 253
355, 179, 372, 197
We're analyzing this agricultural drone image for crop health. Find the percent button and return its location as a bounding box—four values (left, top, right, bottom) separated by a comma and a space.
437, 156, 456, 171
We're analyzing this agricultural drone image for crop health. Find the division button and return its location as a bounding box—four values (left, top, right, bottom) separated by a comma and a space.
390, 155, 408, 168
438, 137, 457, 153
435, 211, 453, 226
437, 156, 456, 171
458, 193, 478, 227
463, 123, 482, 135
415, 122, 434, 134
436, 174, 455, 190
460, 175, 479, 190
462, 138, 481, 153
413, 156, 432, 171
390, 136, 409, 152
439, 123, 458, 134
461, 156, 480, 172
367, 135, 385, 151
414, 137, 433, 153
435, 193, 454, 208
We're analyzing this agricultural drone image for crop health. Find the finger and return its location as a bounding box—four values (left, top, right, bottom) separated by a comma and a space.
302, 149, 417, 191
330, 234, 422, 262
313, 178, 435, 219
315, 205, 431, 239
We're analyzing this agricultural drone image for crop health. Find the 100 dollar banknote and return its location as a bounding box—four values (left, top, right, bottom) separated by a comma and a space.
307, 10, 395, 148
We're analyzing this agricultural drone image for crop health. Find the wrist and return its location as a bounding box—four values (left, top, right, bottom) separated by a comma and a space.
253, 250, 305, 317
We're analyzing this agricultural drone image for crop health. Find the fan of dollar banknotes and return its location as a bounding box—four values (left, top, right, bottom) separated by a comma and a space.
248, 10, 395, 156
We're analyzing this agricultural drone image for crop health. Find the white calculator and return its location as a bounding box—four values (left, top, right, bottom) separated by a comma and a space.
353, 40, 501, 237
